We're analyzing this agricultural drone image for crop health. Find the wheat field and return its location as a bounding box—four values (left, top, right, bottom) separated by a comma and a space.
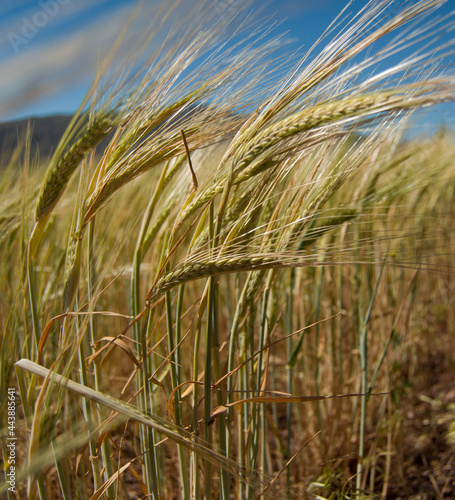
1, 1, 455, 499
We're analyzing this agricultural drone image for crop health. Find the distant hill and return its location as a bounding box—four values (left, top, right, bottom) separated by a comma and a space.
0, 115, 74, 160
0, 107, 206, 164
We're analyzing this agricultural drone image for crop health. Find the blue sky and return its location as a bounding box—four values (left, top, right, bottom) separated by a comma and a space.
1, 0, 454, 134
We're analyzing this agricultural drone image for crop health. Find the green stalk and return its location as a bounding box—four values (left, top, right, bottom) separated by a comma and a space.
354, 223, 363, 497
192, 315, 202, 500
314, 263, 324, 437
86, 220, 114, 499
286, 267, 295, 498
68, 387, 87, 500
356, 297, 367, 497
256, 271, 273, 486
144, 308, 161, 499
76, 306, 102, 493
209, 280, 230, 500
203, 276, 214, 499
337, 260, 343, 390
237, 327, 248, 500
135, 290, 160, 498
51, 443, 70, 500
203, 201, 215, 499
166, 289, 190, 499
26, 236, 40, 361
37, 475, 49, 500
245, 299, 257, 500
367, 260, 396, 397
226, 275, 252, 412
356, 255, 386, 496
174, 284, 190, 499
131, 163, 170, 499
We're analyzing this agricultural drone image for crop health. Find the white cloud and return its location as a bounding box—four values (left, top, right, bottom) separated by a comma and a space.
0, 0, 284, 119
0, 1, 157, 117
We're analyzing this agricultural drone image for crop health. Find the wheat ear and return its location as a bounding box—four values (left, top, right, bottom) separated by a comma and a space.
35, 116, 114, 221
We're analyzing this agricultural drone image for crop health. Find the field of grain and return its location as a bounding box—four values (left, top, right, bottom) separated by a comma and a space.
1, 1, 455, 499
